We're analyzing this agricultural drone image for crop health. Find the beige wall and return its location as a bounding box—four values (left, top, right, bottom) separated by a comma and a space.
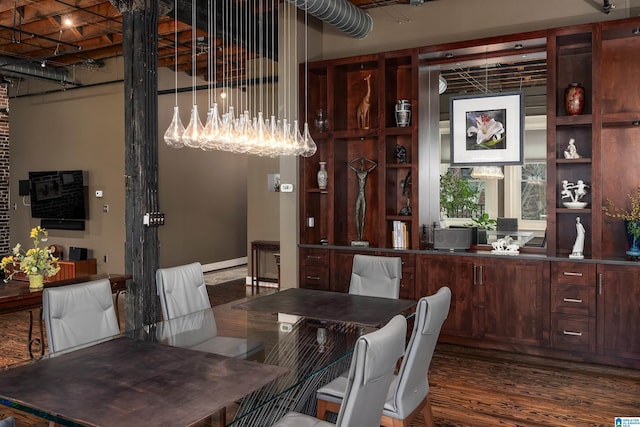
10, 84, 126, 274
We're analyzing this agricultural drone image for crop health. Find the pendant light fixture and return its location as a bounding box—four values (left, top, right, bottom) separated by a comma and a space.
163, 0, 185, 149
181, 0, 204, 148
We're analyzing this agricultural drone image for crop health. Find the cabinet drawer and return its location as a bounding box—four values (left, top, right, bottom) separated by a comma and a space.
551, 283, 595, 316
300, 267, 329, 290
551, 315, 595, 352
552, 262, 595, 285
300, 249, 329, 267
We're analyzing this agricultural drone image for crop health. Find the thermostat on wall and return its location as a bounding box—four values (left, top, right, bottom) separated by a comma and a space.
280, 183, 294, 192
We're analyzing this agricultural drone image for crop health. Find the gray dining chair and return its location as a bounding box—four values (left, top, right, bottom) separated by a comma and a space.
42, 278, 120, 354
316, 287, 452, 427
271, 314, 407, 427
348, 254, 402, 299
0, 416, 14, 427
155, 262, 263, 359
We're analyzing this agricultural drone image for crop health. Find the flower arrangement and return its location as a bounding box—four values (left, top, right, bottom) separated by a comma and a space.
1, 226, 60, 282
602, 185, 640, 222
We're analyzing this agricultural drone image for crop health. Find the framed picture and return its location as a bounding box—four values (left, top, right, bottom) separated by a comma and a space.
450, 91, 524, 166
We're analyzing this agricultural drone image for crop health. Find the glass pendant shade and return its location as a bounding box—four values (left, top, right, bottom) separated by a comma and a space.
164, 106, 185, 148
300, 122, 317, 157
470, 166, 504, 179
182, 104, 204, 148
200, 103, 222, 151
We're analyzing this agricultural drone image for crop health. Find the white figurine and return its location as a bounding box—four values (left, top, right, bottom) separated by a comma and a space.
563, 138, 582, 159
569, 216, 585, 259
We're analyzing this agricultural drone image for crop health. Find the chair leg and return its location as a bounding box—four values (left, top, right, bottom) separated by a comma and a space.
316, 399, 341, 421
422, 395, 435, 427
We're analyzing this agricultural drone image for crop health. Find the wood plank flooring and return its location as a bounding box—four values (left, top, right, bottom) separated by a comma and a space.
1, 280, 639, 426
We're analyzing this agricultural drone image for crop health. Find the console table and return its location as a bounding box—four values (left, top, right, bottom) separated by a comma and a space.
251, 240, 280, 293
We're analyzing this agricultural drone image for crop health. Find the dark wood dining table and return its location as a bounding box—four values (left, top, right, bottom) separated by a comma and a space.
0, 301, 360, 426
233, 287, 417, 327
0, 336, 289, 427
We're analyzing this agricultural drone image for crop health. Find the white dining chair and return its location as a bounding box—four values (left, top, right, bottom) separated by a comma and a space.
271, 314, 407, 427
42, 278, 120, 354
316, 287, 452, 427
348, 254, 402, 299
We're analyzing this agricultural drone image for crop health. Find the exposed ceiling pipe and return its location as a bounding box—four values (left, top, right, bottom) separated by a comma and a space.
285, 0, 373, 39
0, 57, 78, 85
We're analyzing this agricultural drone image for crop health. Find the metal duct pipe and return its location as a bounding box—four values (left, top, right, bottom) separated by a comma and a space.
0, 57, 75, 85
286, 0, 372, 39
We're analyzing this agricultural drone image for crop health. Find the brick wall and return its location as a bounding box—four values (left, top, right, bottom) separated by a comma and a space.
0, 84, 9, 256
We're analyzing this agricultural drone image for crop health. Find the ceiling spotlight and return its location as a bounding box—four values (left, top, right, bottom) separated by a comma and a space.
63, 15, 73, 27
40, 60, 46, 68
514, 43, 523, 50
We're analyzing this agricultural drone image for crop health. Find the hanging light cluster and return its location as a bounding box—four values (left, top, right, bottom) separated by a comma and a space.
163, 0, 317, 158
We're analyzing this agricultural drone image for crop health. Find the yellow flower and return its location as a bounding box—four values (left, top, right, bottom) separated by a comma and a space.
1, 227, 60, 283
602, 185, 640, 222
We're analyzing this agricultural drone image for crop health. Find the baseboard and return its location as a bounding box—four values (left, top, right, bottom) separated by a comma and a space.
201, 257, 248, 273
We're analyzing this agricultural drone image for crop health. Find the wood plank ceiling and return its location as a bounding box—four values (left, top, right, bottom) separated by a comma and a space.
0, 0, 546, 96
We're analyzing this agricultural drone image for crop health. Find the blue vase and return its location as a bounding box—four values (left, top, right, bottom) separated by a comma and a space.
625, 221, 640, 257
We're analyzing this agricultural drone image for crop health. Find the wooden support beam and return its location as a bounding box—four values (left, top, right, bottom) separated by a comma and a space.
112, 0, 172, 329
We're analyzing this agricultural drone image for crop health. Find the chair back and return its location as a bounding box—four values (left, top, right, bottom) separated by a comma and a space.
386, 287, 451, 417
43, 279, 120, 353
156, 262, 210, 320
348, 254, 402, 299
336, 314, 407, 427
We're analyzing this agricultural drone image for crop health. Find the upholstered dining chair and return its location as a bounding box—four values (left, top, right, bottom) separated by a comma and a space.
155, 262, 263, 359
42, 279, 120, 354
316, 287, 452, 427
271, 314, 407, 427
348, 254, 402, 299
0, 416, 15, 427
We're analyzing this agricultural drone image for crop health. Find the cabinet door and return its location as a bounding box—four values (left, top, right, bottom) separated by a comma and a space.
479, 259, 550, 347
418, 254, 474, 338
597, 264, 640, 360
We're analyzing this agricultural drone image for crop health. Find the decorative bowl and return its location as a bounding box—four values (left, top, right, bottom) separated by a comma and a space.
563, 201, 588, 209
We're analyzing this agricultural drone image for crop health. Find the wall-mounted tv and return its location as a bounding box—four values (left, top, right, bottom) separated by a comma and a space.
29, 170, 87, 220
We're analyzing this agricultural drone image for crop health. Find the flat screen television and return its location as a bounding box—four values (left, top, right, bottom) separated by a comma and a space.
29, 170, 87, 220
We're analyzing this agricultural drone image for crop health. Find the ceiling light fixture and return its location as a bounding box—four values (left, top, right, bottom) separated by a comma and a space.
163, 0, 317, 157
470, 166, 504, 180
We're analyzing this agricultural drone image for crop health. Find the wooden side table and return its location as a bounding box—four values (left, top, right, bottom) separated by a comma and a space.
251, 240, 280, 294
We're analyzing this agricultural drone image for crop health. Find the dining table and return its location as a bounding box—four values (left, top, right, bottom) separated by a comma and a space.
233, 287, 417, 327
0, 296, 368, 426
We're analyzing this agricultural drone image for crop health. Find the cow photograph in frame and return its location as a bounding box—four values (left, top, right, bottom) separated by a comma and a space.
450, 91, 524, 166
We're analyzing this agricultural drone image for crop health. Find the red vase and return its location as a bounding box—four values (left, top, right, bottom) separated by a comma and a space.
565, 83, 585, 115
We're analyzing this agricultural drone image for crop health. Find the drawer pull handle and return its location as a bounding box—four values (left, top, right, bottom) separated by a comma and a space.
563, 298, 583, 304
563, 330, 583, 337
307, 256, 321, 260
306, 276, 320, 281
562, 271, 583, 277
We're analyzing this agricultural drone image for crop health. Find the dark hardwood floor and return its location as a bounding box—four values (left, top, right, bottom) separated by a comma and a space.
1, 280, 638, 426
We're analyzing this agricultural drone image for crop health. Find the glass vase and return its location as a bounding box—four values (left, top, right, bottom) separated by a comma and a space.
28, 274, 44, 290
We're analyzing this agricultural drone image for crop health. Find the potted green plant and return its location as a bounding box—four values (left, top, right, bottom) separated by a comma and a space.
466, 213, 497, 244
602, 185, 640, 257
439, 170, 480, 219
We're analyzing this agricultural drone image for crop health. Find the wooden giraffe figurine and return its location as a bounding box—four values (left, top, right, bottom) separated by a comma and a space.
356, 74, 371, 129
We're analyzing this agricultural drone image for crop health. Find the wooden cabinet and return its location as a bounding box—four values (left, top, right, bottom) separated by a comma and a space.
418, 254, 474, 338
299, 248, 330, 291
419, 254, 549, 347
597, 264, 640, 361
478, 258, 550, 347
550, 261, 596, 353
299, 50, 419, 250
